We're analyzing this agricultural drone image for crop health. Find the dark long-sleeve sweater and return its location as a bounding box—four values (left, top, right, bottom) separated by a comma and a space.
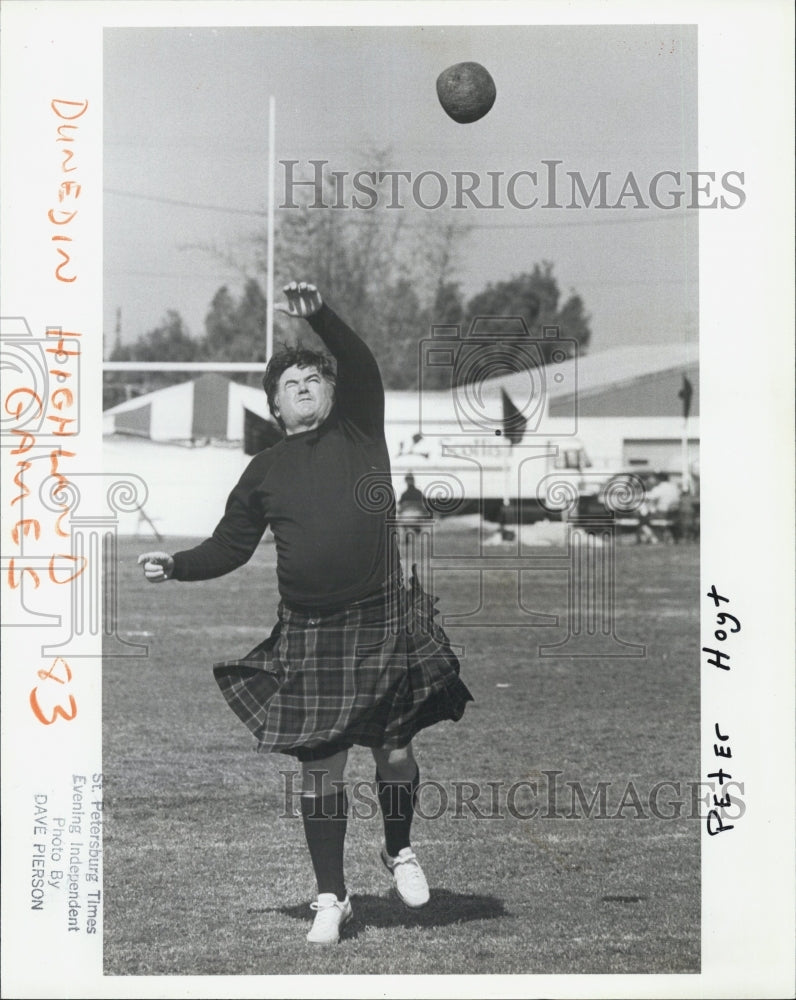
171, 304, 396, 610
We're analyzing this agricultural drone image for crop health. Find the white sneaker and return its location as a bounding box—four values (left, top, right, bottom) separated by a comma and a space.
306, 893, 353, 944
381, 846, 430, 908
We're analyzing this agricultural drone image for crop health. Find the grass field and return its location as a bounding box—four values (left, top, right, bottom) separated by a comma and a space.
103, 525, 700, 977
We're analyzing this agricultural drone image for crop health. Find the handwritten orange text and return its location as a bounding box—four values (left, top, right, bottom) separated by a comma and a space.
29, 657, 78, 726
50, 98, 88, 283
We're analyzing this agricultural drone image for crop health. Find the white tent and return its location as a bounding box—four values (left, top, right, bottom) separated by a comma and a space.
104, 343, 698, 534
103, 373, 277, 444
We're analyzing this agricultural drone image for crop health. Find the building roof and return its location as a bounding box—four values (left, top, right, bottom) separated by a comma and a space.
104, 342, 698, 440
499, 342, 697, 403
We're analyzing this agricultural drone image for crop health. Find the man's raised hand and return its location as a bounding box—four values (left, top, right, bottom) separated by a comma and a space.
137, 551, 175, 583
275, 281, 323, 318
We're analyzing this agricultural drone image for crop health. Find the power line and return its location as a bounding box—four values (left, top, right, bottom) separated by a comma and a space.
105, 268, 245, 281
106, 268, 689, 288
105, 187, 267, 217
104, 186, 695, 230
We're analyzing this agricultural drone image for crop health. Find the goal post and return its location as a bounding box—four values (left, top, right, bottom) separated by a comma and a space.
266, 94, 275, 363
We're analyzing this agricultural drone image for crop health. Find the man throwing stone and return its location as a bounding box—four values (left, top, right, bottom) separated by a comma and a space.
138, 281, 472, 944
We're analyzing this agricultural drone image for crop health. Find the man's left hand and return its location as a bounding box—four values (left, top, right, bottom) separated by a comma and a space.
275, 281, 323, 318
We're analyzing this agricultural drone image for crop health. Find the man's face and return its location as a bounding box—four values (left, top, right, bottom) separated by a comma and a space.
273, 364, 335, 435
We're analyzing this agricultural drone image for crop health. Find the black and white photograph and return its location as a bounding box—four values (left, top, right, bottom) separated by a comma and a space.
0, 3, 793, 998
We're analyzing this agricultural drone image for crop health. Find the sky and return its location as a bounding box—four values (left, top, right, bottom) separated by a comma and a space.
104, 23, 699, 357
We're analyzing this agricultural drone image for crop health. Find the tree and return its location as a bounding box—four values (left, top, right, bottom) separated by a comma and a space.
202, 285, 238, 358
113, 309, 198, 363
106, 309, 198, 396
554, 291, 591, 351
199, 279, 291, 386
247, 152, 467, 387
203, 278, 268, 386
463, 261, 591, 363
430, 280, 466, 328
375, 278, 426, 390
232, 278, 270, 364
181, 157, 592, 391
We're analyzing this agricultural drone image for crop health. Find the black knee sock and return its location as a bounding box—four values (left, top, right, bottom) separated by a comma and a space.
376, 766, 420, 858
300, 789, 348, 900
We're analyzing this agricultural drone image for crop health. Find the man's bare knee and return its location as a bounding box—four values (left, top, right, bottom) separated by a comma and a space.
301, 749, 348, 797
372, 744, 417, 781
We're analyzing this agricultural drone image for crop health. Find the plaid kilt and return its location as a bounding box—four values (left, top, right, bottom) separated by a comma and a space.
213, 569, 472, 758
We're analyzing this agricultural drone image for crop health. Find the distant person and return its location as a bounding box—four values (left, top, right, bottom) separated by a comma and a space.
647, 473, 681, 542
496, 498, 517, 541
138, 282, 472, 944
676, 471, 700, 543
647, 473, 681, 517
676, 488, 698, 543
397, 474, 430, 520
635, 475, 659, 544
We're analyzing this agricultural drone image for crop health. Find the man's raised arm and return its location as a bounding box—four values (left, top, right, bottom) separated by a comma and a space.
276, 282, 384, 433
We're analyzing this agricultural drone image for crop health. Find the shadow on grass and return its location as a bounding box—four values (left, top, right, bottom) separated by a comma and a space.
255, 888, 509, 936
